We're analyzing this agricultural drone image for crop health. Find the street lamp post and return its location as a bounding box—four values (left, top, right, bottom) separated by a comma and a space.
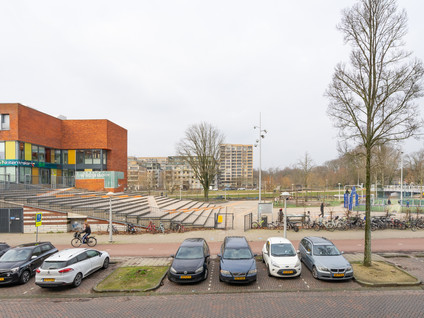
106, 192, 115, 243
281, 192, 290, 238
400, 151, 404, 207
254, 113, 267, 221
338, 183, 341, 202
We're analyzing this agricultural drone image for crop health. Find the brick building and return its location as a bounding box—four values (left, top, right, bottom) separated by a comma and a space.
0, 103, 127, 191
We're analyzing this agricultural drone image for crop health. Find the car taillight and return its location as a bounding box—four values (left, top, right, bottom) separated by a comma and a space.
36, 268, 41, 273
58, 268, 74, 273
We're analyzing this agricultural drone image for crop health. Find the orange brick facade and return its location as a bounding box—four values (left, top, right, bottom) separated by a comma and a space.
0, 103, 127, 190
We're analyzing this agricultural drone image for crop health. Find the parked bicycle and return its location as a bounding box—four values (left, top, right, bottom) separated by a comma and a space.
126, 223, 137, 234
71, 231, 97, 247
170, 222, 185, 233
107, 224, 119, 235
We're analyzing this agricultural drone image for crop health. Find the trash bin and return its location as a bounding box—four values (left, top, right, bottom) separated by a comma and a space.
261, 216, 268, 227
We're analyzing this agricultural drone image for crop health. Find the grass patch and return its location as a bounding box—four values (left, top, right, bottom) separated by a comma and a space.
96, 266, 168, 291
352, 261, 417, 284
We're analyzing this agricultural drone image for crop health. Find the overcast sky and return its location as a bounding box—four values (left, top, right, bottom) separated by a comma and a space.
1, 0, 423, 169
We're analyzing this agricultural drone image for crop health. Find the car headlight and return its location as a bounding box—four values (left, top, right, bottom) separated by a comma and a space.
220, 269, 231, 275
248, 269, 257, 275
317, 266, 330, 272
10, 267, 20, 274
195, 266, 204, 274
271, 260, 279, 267
346, 266, 352, 272
295, 260, 301, 267
169, 267, 177, 274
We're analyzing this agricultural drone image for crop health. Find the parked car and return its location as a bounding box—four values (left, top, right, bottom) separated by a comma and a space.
218, 236, 257, 283
168, 238, 210, 283
35, 248, 110, 288
262, 237, 301, 278
298, 236, 353, 280
0, 242, 58, 285
0, 242, 10, 257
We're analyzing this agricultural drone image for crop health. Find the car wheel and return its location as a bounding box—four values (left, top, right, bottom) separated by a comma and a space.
203, 268, 208, 280
102, 257, 110, 269
312, 266, 319, 280
268, 266, 272, 277
73, 272, 83, 288
20, 270, 31, 284
262, 254, 265, 263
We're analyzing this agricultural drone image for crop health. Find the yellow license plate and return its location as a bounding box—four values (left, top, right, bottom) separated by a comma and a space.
43, 278, 55, 282
0, 278, 4, 281
180, 275, 191, 279
283, 271, 293, 274
234, 277, 245, 280
333, 273, 345, 277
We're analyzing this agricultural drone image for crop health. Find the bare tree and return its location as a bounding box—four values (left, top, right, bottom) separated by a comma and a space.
297, 152, 315, 202
176, 122, 224, 201
326, 0, 424, 266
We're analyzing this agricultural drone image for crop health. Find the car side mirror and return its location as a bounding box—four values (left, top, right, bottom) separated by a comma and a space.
306, 251, 311, 255
217, 253, 221, 258
170, 254, 175, 258
31, 255, 37, 260
297, 250, 300, 254
254, 254, 258, 257
205, 254, 210, 258
341, 251, 344, 254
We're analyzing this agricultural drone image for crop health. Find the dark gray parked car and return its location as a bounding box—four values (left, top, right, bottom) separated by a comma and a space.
298, 237, 353, 280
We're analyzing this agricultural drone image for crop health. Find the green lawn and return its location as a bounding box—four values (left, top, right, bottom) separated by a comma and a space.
96, 266, 168, 291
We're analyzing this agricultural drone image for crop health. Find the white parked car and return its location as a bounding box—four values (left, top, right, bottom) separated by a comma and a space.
262, 237, 301, 278
35, 248, 110, 288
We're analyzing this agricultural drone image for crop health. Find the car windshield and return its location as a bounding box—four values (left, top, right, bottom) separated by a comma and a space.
41, 261, 68, 270
223, 248, 252, 260
313, 245, 341, 256
0, 249, 31, 262
175, 246, 203, 259
271, 243, 296, 257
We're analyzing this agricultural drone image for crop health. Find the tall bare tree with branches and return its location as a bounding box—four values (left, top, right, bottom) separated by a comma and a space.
326, 0, 424, 266
177, 122, 224, 201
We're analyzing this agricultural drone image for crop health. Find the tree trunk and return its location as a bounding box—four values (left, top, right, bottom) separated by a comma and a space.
363, 145, 372, 266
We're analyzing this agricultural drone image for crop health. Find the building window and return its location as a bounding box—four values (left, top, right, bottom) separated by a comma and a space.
77, 150, 84, 164
32, 145, 38, 161
62, 150, 68, 164
93, 150, 101, 164
0, 114, 9, 130
85, 150, 93, 165
0, 142, 4, 159
38, 146, 45, 162
55, 150, 61, 164
19, 142, 25, 160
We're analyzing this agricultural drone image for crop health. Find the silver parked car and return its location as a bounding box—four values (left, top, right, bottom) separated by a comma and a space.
298, 237, 353, 280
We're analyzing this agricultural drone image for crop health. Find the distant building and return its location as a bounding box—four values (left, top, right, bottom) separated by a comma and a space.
127, 156, 202, 191
0, 103, 127, 191
219, 144, 253, 189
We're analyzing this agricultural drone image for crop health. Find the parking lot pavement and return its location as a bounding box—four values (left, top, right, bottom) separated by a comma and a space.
379, 254, 424, 283
157, 258, 360, 294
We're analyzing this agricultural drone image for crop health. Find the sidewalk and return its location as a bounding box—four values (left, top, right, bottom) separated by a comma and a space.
2, 229, 424, 257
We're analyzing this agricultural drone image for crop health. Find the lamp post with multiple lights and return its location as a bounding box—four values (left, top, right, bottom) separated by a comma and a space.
254, 113, 267, 221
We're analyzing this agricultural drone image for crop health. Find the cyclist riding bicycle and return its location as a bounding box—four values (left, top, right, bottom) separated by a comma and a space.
81, 222, 91, 243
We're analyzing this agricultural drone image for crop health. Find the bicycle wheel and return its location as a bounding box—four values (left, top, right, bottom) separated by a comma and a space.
87, 237, 97, 247
71, 238, 81, 247
313, 223, 321, 231
327, 224, 336, 232
252, 222, 260, 229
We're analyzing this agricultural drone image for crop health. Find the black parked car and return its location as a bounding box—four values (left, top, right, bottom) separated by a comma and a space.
0, 242, 10, 257
218, 236, 257, 283
0, 242, 58, 285
168, 238, 210, 283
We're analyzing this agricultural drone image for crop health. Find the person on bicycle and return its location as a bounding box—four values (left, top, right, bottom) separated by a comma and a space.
81, 222, 91, 243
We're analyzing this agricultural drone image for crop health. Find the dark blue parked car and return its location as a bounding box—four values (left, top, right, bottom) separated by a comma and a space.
218, 236, 257, 283
168, 238, 210, 283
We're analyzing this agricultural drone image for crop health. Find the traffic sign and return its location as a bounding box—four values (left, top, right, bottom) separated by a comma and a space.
35, 213, 42, 227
